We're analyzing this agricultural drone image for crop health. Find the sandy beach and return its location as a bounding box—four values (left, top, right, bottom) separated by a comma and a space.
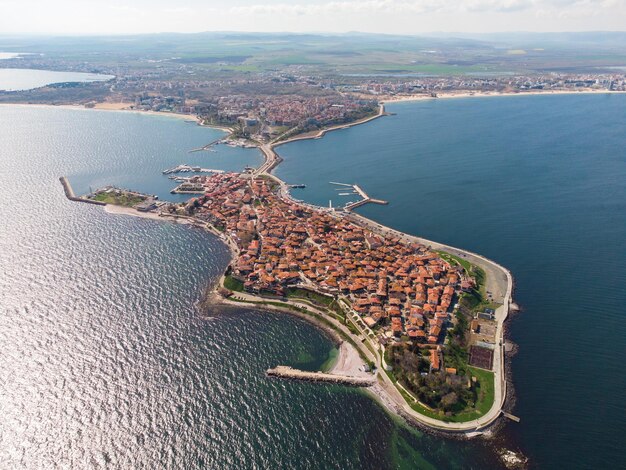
103, 204, 195, 224
380, 88, 626, 104
329, 342, 371, 378
92, 102, 134, 110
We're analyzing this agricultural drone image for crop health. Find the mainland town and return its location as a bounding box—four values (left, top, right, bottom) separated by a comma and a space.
5, 71, 625, 146
3, 46, 626, 144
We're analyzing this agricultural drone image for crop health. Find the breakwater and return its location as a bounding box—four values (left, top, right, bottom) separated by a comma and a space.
329, 181, 389, 211
267, 366, 375, 387
59, 176, 106, 206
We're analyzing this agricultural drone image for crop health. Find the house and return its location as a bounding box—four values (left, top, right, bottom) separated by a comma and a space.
430, 349, 440, 371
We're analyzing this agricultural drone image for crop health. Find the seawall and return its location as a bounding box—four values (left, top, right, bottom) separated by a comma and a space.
59, 176, 106, 206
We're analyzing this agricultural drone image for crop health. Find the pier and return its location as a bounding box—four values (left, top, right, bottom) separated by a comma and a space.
502, 412, 521, 423
188, 136, 223, 153
329, 182, 388, 211
266, 366, 375, 387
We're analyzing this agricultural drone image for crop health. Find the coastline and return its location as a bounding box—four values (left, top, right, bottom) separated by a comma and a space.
273, 103, 386, 146
0, 102, 236, 134
214, 290, 372, 379
379, 88, 626, 104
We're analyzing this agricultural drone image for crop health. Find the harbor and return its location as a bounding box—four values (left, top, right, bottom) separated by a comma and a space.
329, 181, 388, 211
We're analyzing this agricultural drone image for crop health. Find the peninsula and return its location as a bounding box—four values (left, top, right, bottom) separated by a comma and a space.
62, 106, 515, 434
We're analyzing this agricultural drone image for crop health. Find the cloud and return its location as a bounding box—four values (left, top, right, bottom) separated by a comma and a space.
229, 1, 439, 16
228, 0, 621, 17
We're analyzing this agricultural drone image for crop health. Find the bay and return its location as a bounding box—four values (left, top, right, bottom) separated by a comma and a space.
0, 69, 114, 91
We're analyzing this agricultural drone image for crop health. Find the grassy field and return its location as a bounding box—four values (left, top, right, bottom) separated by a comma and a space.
436, 251, 473, 274
286, 287, 333, 306
92, 192, 144, 207
7, 31, 626, 80
467, 366, 496, 417
223, 275, 244, 292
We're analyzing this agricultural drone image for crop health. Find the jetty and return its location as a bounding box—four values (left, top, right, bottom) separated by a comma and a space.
329, 181, 388, 211
502, 411, 521, 423
188, 136, 223, 153
59, 176, 106, 206
266, 366, 375, 387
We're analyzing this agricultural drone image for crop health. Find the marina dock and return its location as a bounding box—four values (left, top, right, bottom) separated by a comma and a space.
329, 182, 388, 211
266, 366, 375, 387
163, 164, 225, 175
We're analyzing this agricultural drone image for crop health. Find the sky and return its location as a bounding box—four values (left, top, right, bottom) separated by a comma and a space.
0, 0, 624, 35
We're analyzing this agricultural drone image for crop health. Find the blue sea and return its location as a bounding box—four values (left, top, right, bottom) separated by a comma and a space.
0, 105, 502, 469
276, 93, 626, 469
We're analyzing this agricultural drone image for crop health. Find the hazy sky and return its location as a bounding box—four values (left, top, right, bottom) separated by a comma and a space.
0, 0, 624, 35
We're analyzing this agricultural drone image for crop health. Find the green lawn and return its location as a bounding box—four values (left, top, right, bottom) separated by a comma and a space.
286, 287, 333, 306
436, 251, 472, 274
467, 366, 496, 417
223, 275, 244, 292
92, 192, 144, 207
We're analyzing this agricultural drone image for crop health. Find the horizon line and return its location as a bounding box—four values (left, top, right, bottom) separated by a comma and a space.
2, 29, 626, 38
